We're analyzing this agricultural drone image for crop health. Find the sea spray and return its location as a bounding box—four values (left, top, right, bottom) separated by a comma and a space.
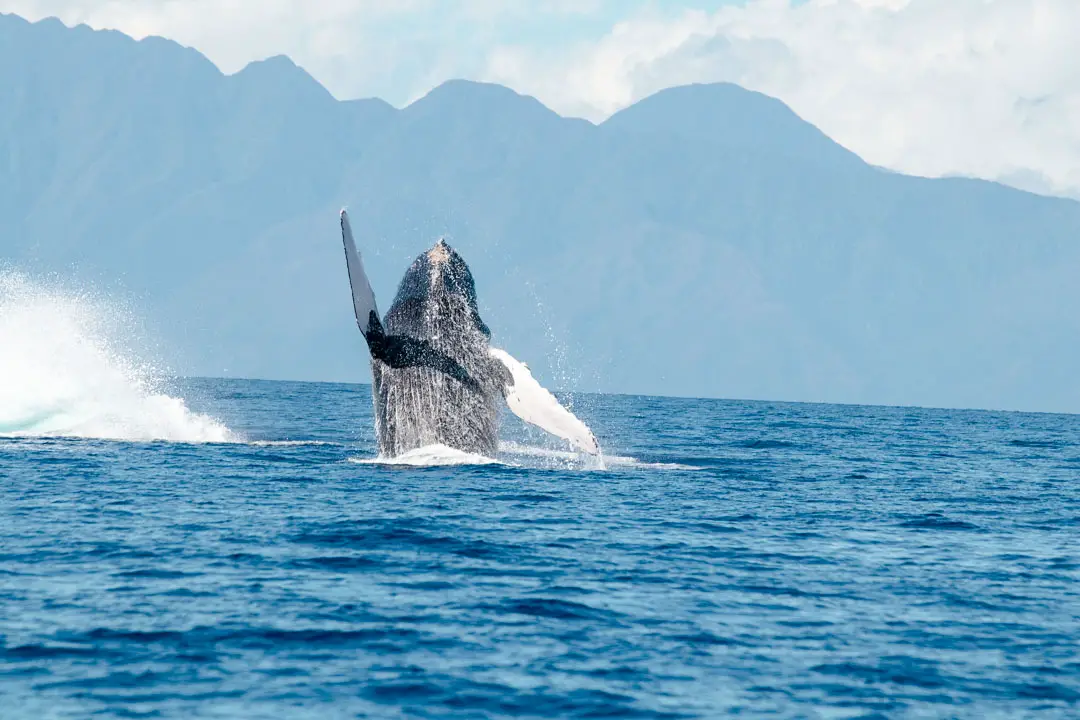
0, 271, 235, 442
488, 282, 606, 461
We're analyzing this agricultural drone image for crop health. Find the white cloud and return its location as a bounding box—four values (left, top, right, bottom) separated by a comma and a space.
1, 0, 448, 102
0, 0, 614, 104
3, 0, 1080, 197
484, 0, 1080, 197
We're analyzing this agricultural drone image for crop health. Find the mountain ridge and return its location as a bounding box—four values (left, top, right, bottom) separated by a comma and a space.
2, 12, 1079, 413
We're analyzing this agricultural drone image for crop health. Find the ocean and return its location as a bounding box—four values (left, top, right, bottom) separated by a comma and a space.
0, 273, 1078, 718
2, 376, 1078, 719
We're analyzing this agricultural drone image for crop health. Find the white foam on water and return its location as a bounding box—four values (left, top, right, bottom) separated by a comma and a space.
498, 441, 699, 471
348, 442, 607, 470
0, 271, 235, 443
350, 443, 503, 467
605, 456, 702, 472
497, 441, 607, 471
347, 442, 697, 472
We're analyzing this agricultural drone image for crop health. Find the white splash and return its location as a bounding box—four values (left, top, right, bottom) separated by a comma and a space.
499, 442, 698, 471
350, 443, 503, 467
0, 271, 235, 443
497, 441, 607, 471
348, 441, 697, 471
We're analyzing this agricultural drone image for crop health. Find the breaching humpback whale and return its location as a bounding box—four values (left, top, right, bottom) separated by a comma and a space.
339, 210, 600, 459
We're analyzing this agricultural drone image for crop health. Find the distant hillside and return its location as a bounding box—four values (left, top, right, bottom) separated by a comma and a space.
2, 12, 1079, 413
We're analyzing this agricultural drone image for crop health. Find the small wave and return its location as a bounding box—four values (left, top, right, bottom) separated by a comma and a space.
741, 438, 797, 449
898, 513, 983, 532
0, 271, 235, 444
486, 597, 622, 623
247, 440, 338, 447
1008, 439, 1062, 449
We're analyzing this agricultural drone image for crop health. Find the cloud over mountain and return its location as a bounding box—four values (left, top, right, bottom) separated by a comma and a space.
3, 1, 1080, 197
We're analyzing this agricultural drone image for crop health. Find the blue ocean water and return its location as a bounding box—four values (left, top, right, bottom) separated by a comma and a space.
1, 378, 1078, 719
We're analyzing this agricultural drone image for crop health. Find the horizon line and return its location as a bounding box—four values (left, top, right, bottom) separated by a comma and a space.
174, 375, 1080, 419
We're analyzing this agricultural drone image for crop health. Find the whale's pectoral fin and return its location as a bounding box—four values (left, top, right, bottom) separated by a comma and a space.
340, 209, 381, 341
368, 327, 481, 392
489, 347, 600, 455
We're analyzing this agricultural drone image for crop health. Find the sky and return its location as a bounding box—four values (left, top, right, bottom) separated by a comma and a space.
3, 0, 1079, 198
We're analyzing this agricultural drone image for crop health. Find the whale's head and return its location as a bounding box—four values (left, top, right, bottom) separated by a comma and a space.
385, 238, 491, 340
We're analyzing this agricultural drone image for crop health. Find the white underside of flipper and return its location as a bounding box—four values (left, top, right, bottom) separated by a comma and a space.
489, 347, 600, 455
340, 209, 379, 338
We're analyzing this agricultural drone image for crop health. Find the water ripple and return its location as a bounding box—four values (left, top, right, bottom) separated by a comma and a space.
1, 381, 1078, 718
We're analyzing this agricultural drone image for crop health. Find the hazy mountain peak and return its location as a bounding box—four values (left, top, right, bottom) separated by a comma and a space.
0, 10, 29, 28
406, 79, 566, 124
229, 54, 334, 103
236, 53, 303, 76
603, 81, 864, 168
0, 11, 218, 76
414, 78, 532, 103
